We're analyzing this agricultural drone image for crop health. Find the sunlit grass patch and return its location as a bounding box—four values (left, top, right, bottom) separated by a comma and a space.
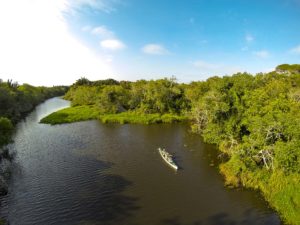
40, 105, 100, 125
41, 107, 187, 125
220, 158, 300, 225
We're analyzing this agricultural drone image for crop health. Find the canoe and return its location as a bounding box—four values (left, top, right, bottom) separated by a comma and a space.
158, 147, 178, 170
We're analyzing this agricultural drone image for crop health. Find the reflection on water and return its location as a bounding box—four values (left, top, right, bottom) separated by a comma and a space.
0, 98, 281, 225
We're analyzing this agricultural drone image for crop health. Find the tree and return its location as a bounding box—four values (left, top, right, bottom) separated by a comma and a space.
74, 77, 91, 86
97, 85, 129, 113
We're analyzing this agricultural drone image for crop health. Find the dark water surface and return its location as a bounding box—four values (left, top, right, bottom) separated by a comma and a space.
0, 98, 281, 225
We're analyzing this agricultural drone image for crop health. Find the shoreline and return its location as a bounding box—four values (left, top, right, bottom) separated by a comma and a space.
40, 106, 188, 125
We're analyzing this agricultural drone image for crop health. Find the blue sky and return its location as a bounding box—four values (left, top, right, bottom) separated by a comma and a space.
0, 0, 300, 85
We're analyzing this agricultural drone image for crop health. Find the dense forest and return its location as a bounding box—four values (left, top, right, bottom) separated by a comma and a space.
41, 76, 188, 124
0, 79, 67, 148
188, 65, 300, 224
42, 64, 300, 225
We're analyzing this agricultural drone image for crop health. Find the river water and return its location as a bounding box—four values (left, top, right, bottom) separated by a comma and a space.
0, 97, 281, 225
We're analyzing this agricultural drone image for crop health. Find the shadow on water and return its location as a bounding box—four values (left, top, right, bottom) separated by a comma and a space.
5, 158, 140, 225
172, 155, 183, 170
160, 210, 280, 225
78, 173, 140, 225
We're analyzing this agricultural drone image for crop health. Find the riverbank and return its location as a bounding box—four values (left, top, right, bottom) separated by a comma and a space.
0, 81, 68, 149
40, 105, 187, 125
220, 159, 300, 225
0, 80, 68, 225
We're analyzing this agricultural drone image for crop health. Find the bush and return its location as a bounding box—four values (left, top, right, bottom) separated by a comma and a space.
0, 117, 13, 146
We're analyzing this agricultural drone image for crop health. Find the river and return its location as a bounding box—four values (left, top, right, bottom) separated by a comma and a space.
0, 97, 281, 225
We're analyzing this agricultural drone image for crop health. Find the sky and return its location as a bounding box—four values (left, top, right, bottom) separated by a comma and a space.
0, 0, 300, 86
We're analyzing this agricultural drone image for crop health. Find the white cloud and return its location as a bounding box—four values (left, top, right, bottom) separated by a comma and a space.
91, 26, 114, 39
68, 0, 119, 13
245, 34, 254, 43
142, 44, 169, 55
290, 45, 300, 54
253, 50, 270, 58
84, 25, 126, 51
0, 0, 114, 86
100, 39, 126, 50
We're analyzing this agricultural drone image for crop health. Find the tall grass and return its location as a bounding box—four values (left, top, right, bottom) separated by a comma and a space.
40, 106, 187, 125
40, 105, 100, 125
220, 157, 300, 225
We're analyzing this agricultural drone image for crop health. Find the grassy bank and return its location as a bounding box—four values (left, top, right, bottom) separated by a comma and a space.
220, 157, 300, 224
40, 105, 101, 125
40, 106, 187, 125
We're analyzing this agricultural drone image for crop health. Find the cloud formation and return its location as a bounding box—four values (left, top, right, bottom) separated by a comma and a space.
83, 24, 125, 52
69, 0, 119, 13
91, 26, 115, 39
245, 34, 254, 43
142, 44, 169, 55
100, 39, 126, 50
0, 0, 114, 86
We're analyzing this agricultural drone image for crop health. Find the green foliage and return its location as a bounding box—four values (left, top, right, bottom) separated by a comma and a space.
137, 78, 188, 114
41, 107, 186, 125
97, 85, 129, 113
276, 64, 300, 74
69, 86, 100, 106
73, 77, 119, 87
64, 77, 189, 115
265, 172, 300, 224
219, 155, 247, 187
0, 80, 68, 123
0, 79, 68, 148
0, 117, 13, 146
74, 77, 92, 86
235, 169, 300, 225
274, 141, 300, 173
40, 106, 100, 125
43, 77, 188, 125
186, 65, 300, 224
